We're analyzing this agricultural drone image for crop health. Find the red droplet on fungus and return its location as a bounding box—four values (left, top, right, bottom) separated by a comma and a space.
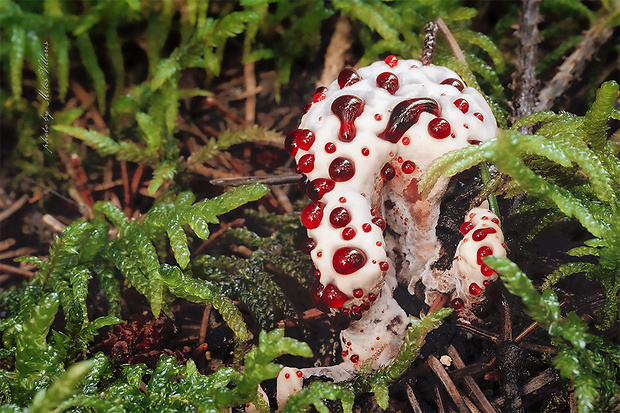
477, 246, 493, 265
325, 142, 336, 153
381, 163, 396, 181
301, 202, 324, 229
474, 112, 484, 121
440, 78, 465, 92
313, 86, 327, 102
372, 217, 386, 231
428, 117, 451, 139
374, 114, 382, 121
285, 129, 315, 155
307, 178, 335, 201
285, 373, 290, 379
368, 293, 377, 302
481, 264, 495, 277
402, 136, 410, 145
322, 283, 349, 308
384, 55, 398, 68
342, 227, 356, 240
379, 261, 389, 271
379, 98, 440, 143
472, 227, 497, 241
460, 221, 474, 235
450, 298, 464, 310
301, 238, 317, 254
331, 95, 365, 142
302, 104, 312, 114
401, 160, 416, 174
296, 371, 303, 378
298, 176, 309, 195
469, 283, 482, 295
353, 288, 364, 298
454, 98, 469, 113
338, 68, 361, 88
329, 207, 351, 228
376, 72, 400, 94
297, 154, 315, 173
362, 223, 372, 232
361, 147, 370, 156
333, 247, 367, 274
329, 157, 356, 182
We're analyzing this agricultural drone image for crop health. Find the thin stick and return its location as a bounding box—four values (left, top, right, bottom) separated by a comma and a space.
0, 194, 28, 223
447, 345, 497, 413
429, 355, 469, 413
435, 17, 467, 63
210, 173, 299, 187
0, 263, 34, 278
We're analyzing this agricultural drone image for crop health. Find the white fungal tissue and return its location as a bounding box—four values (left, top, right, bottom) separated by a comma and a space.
278, 56, 506, 400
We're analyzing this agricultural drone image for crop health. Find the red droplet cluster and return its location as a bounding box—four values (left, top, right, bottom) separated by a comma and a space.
329, 157, 356, 182
329, 207, 351, 228
332, 95, 365, 142
333, 247, 367, 275
376, 72, 399, 94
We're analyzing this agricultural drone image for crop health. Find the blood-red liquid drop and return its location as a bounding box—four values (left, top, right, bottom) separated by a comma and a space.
362, 223, 371, 232
338, 68, 361, 88
333, 247, 367, 274
361, 147, 370, 156
301, 202, 324, 229
381, 163, 396, 181
297, 153, 315, 173
329, 207, 351, 228
454, 98, 469, 113
440, 78, 465, 92
322, 283, 349, 308
301, 238, 316, 254
384, 55, 398, 68
285, 129, 315, 155
379, 98, 439, 143
481, 264, 495, 277
460, 221, 474, 235
450, 298, 464, 310
298, 177, 309, 195
313, 86, 327, 102
472, 227, 497, 241
325, 142, 336, 153
372, 217, 386, 231
306, 178, 335, 201
477, 246, 493, 265
474, 112, 484, 121
401, 160, 416, 174
353, 288, 364, 298
331, 95, 365, 142
350, 354, 360, 363
302, 103, 312, 114
379, 261, 389, 271
342, 227, 356, 240
469, 283, 482, 295
376, 72, 400, 94
428, 117, 451, 139
329, 157, 356, 182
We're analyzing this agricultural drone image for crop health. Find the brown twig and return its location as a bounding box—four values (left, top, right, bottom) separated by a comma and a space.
120, 161, 131, 217
70, 153, 95, 206
435, 17, 467, 64
244, 61, 257, 125
406, 383, 425, 413
535, 12, 615, 112
198, 305, 212, 345
0, 263, 35, 278
0, 194, 28, 224
428, 355, 469, 413
317, 16, 354, 87
510, 0, 541, 127
447, 345, 497, 413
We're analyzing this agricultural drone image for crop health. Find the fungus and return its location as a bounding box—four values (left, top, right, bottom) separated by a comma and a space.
279, 57, 504, 401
